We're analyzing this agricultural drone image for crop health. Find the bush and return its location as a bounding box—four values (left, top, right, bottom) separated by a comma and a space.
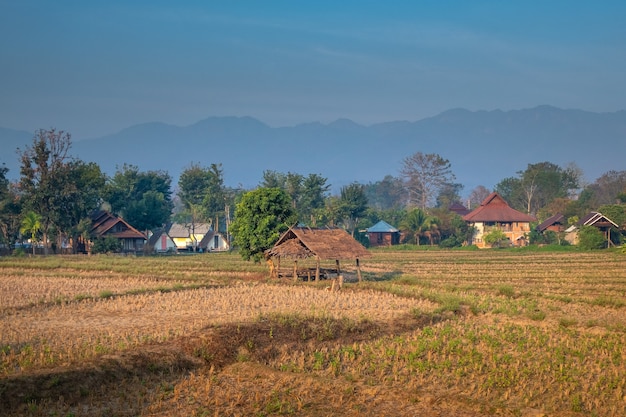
91, 236, 122, 254
577, 225, 606, 250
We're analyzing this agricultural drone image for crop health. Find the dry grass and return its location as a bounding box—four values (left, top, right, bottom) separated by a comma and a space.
1, 249, 625, 416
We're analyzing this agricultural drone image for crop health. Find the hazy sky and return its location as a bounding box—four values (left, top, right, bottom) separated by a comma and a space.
1, 1, 625, 139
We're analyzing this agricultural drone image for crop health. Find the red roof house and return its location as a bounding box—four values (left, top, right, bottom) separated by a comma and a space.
87, 210, 147, 253
463, 192, 536, 248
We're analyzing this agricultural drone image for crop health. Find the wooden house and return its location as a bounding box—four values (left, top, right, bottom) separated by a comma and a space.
462, 192, 536, 248
87, 210, 146, 253
536, 213, 566, 234
366, 220, 400, 247
565, 211, 619, 246
265, 227, 371, 281
449, 201, 471, 216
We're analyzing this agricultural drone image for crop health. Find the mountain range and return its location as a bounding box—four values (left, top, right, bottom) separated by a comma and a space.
2, 105, 625, 195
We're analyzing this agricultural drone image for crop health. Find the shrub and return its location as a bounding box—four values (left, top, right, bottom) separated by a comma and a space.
577, 225, 606, 250
91, 236, 122, 254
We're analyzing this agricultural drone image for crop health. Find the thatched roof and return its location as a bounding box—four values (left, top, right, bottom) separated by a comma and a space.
266, 227, 371, 260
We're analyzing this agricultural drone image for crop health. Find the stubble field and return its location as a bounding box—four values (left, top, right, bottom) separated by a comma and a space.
1, 249, 625, 416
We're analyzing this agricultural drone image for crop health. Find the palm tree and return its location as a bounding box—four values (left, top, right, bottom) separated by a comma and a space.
401, 208, 437, 246
20, 211, 41, 255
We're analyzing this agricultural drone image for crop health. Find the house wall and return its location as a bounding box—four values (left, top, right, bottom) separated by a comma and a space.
470, 221, 531, 248
368, 232, 398, 247
205, 234, 229, 251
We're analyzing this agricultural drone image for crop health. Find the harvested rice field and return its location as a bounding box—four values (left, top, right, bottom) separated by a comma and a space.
1, 249, 625, 416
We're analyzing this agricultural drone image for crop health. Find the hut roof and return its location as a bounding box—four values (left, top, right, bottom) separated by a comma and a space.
267, 227, 371, 260
366, 220, 399, 233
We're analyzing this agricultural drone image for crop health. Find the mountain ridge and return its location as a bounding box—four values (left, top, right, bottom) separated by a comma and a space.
2, 106, 625, 195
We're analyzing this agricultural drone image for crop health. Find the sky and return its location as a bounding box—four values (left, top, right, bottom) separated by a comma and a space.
1, 1, 625, 139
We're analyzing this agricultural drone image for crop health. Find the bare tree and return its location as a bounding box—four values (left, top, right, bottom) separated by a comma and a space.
400, 152, 456, 209
468, 185, 491, 209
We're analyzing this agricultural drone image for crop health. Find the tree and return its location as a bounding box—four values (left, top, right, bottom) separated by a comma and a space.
435, 182, 464, 209
20, 211, 41, 255
338, 183, 368, 237
0, 166, 22, 248
495, 162, 581, 216
19, 129, 73, 254
400, 152, 456, 209
229, 187, 297, 262
299, 173, 330, 224
583, 170, 626, 207
468, 185, 491, 209
105, 164, 173, 231
363, 175, 406, 210
483, 229, 509, 248
400, 208, 437, 246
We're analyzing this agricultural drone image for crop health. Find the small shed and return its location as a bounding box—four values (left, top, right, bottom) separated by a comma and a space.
566, 211, 619, 247
266, 226, 371, 281
366, 220, 400, 247
198, 230, 230, 252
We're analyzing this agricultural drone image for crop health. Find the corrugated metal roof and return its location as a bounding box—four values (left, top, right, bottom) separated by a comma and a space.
366, 220, 399, 233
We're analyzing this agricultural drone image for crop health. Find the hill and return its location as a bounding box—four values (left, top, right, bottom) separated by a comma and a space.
2, 106, 625, 193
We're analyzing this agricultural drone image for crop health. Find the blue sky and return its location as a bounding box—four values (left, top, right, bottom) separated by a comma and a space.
1, 1, 625, 139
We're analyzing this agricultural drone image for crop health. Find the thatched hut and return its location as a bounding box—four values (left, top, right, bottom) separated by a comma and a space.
265, 226, 371, 281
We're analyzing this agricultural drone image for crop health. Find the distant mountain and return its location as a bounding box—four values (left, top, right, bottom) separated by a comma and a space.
2, 106, 625, 194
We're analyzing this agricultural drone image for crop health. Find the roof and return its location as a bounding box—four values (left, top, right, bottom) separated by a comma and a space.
366, 220, 399, 233
89, 211, 146, 240
462, 192, 536, 223
148, 228, 173, 246
266, 227, 371, 260
578, 212, 618, 228
536, 213, 566, 232
167, 222, 211, 238
449, 201, 470, 216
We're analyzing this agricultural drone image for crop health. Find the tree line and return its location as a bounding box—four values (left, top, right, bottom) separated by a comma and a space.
1, 128, 625, 257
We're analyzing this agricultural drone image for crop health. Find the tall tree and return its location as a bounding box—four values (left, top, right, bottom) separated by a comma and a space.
229, 187, 297, 262
299, 173, 330, 223
401, 152, 456, 209
18, 129, 72, 254
468, 185, 491, 209
105, 164, 173, 231
0, 167, 21, 249
338, 183, 368, 236
496, 162, 581, 216
364, 175, 406, 210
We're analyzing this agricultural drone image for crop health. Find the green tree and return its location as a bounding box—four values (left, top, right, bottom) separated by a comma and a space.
338, 183, 368, 236
401, 152, 456, 209
577, 225, 606, 250
229, 187, 297, 262
105, 164, 173, 231
20, 211, 41, 255
364, 175, 406, 210
19, 128, 73, 254
0, 166, 22, 248
495, 162, 581, 216
299, 173, 330, 224
400, 208, 437, 246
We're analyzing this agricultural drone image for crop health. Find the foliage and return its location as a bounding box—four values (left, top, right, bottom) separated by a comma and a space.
467, 185, 491, 209
577, 225, 606, 250
0, 166, 21, 247
260, 170, 330, 224
400, 208, 439, 246
400, 152, 456, 209
363, 175, 406, 210
20, 211, 41, 255
229, 187, 297, 262
91, 236, 122, 254
178, 163, 225, 222
495, 161, 581, 216
582, 170, 626, 207
338, 183, 368, 236
483, 228, 509, 248
105, 164, 173, 231
19, 129, 73, 254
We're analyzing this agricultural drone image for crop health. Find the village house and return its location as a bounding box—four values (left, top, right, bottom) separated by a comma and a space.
463, 192, 536, 248
82, 210, 146, 253
564, 211, 619, 246
365, 220, 400, 247
167, 222, 212, 251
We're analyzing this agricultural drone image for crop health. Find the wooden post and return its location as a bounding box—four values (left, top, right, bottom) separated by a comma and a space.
315, 258, 320, 281
356, 258, 362, 282
277, 257, 281, 278
293, 260, 298, 281
335, 259, 341, 275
